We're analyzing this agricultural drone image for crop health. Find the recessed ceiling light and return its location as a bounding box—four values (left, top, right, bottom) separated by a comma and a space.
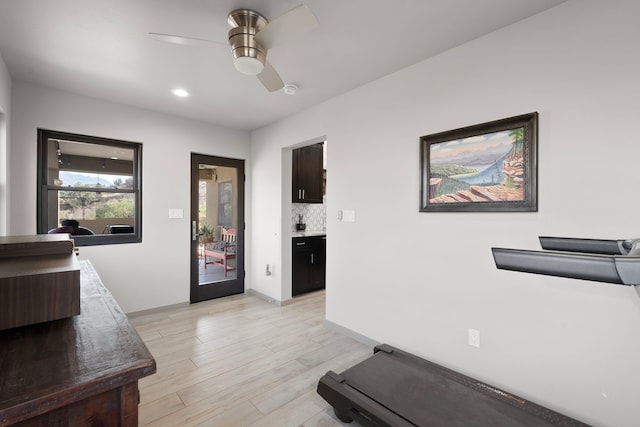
172, 88, 190, 98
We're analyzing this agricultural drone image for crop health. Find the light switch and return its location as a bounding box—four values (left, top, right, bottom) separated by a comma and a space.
168, 209, 183, 219
341, 210, 356, 222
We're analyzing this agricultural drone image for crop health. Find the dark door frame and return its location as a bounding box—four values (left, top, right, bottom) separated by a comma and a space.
190, 153, 245, 303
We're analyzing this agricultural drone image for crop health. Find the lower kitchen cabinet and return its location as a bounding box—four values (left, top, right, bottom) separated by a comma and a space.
292, 235, 326, 296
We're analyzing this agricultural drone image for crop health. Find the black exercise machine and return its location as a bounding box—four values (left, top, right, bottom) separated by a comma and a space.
492, 236, 640, 286
317, 344, 588, 426
316, 236, 640, 426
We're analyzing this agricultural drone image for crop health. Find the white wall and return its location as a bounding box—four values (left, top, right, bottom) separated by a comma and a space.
9, 82, 251, 312
0, 52, 12, 235
250, 1, 640, 426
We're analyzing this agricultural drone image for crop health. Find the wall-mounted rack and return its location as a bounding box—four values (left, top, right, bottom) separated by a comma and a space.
492, 236, 640, 286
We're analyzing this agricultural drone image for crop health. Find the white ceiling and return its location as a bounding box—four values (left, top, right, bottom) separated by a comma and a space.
0, 0, 566, 131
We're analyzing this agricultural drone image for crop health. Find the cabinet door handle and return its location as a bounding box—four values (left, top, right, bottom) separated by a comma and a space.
192, 221, 197, 241
298, 189, 302, 199
311, 253, 314, 264
302, 189, 305, 199
296, 242, 306, 246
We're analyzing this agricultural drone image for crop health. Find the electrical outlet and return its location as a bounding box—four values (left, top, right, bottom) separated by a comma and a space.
468, 328, 481, 348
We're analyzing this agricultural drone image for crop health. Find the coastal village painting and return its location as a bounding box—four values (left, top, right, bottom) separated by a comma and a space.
428, 127, 525, 204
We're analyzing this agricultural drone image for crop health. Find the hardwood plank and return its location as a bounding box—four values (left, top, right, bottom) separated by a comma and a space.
146, 360, 309, 427
245, 391, 326, 427
193, 400, 263, 427
138, 393, 185, 426
134, 291, 373, 427
176, 340, 323, 406
139, 359, 199, 403
296, 335, 367, 369
250, 346, 369, 416
301, 407, 346, 427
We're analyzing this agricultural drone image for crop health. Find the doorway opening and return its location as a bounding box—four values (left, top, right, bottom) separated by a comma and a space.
283, 136, 327, 302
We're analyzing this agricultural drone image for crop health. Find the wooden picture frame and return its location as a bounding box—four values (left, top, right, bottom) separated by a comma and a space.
420, 112, 538, 212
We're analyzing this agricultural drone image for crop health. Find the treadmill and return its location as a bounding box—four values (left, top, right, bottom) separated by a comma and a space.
316, 236, 638, 426
492, 236, 640, 286
317, 344, 588, 426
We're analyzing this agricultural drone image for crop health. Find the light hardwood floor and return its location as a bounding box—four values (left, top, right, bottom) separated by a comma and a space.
129, 290, 372, 427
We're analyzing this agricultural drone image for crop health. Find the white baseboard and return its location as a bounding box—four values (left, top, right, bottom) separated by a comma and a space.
246, 288, 294, 306
127, 301, 190, 318
323, 319, 380, 348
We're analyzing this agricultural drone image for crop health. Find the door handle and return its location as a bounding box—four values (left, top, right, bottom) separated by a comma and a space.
192, 221, 197, 241
311, 253, 314, 264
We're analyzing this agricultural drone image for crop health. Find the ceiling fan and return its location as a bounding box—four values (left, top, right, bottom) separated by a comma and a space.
149, 4, 318, 92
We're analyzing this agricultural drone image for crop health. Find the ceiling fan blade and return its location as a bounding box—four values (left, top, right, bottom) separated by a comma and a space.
148, 32, 225, 47
257, 61, 284, 92
254, 4, 318, 49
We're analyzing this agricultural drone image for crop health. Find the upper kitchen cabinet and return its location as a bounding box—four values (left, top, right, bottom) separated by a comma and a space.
292, 143, 324, 203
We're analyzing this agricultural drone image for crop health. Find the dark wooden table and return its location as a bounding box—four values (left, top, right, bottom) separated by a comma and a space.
0, 260, 156, 426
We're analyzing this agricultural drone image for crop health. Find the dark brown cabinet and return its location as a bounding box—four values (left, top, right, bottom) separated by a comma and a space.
0, 260, 156, 426
292, 235, 326, 296
292, 143, 324, 203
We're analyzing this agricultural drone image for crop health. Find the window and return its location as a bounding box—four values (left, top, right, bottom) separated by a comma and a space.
37, 129, 142, 246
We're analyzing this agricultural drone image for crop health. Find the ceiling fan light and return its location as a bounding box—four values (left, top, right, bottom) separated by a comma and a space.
233, 56, 265, 75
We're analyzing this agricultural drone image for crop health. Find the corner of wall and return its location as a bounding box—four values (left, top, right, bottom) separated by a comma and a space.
0, 51, 13, 235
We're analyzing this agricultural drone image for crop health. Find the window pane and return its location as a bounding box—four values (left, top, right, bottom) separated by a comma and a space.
48, 190, 135, 235
47, 139, 135, 186
38, 129, 141, 245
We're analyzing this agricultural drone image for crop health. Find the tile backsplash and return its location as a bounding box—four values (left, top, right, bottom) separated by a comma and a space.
292, 199, 326, 232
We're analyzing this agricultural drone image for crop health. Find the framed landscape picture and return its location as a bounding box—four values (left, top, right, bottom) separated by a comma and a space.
420, 112, 538, 212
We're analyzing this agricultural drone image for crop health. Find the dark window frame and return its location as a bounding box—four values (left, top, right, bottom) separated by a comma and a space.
37, 129, 142, 246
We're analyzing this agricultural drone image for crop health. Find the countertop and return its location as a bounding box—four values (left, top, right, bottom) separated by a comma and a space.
292, 231, 326, 238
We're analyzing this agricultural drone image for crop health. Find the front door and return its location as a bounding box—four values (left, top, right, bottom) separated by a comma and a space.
190, 153, 244, 303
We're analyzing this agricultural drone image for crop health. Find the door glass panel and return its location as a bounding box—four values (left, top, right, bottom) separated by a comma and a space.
198, 164, 238, 285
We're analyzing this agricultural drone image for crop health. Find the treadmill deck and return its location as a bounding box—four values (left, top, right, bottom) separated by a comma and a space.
318, 344, 589, 427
